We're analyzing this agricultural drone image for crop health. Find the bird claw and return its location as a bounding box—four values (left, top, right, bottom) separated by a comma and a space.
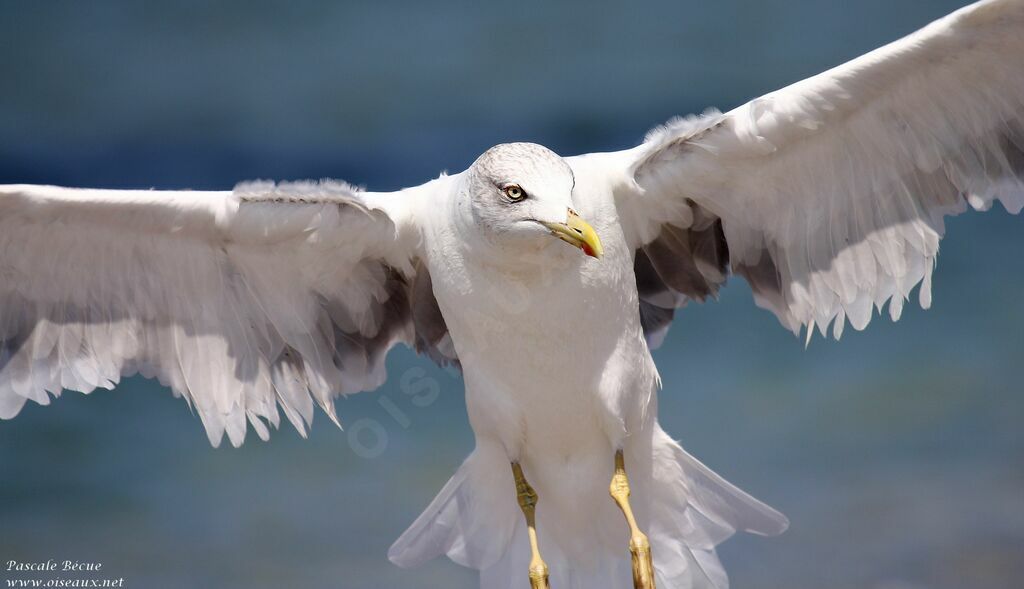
629, 532, 656, 589
527, 560, 551, 589
512, 462, 550, 589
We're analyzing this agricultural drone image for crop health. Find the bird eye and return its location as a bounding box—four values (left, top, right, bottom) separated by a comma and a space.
503, 184, 526, 201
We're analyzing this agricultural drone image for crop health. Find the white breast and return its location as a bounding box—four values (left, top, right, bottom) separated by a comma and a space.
424, 164, 658, 459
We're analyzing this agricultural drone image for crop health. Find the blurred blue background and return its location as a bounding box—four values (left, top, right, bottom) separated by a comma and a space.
1, 1, 1022, 587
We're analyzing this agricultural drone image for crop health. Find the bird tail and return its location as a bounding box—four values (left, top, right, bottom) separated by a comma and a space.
387, 442, 521, 573
643, 432, 790, 588
388, 429, 788, 589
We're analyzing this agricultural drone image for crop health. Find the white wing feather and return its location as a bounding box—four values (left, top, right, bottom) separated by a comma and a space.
0, 181, 428, 446
617, 0, 1024, 339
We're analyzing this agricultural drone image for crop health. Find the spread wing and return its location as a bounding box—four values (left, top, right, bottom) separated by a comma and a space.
613, 0, 1024, 344
0, 180, 456, 447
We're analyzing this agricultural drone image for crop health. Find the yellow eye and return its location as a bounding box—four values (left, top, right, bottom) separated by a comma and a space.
503, 184, 526, 201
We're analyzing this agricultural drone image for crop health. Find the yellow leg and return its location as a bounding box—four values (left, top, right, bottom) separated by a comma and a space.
512, 462, 551, 589
609, 450, 656, 589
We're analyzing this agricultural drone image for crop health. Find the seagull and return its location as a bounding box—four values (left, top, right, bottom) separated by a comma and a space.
1, 0, 1022, 587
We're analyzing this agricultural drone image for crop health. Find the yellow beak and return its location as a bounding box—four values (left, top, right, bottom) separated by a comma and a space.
540, 209, 603, 259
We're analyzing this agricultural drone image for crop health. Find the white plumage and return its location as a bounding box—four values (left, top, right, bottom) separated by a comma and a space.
622, 0, 1024, 340
0, 181, 420, 447
1, 1, 1021, 587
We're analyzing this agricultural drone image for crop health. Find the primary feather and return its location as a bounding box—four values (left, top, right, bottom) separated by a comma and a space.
0, 181, 452, 447
618, 0, 1024, 341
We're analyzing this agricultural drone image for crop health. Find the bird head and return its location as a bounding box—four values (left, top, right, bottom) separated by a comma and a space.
460, 143, 603, 260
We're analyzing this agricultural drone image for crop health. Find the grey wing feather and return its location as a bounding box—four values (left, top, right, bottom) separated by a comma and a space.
616, 0, 1024, 342
0, 180, 456, 446
633, 210, 730, 348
